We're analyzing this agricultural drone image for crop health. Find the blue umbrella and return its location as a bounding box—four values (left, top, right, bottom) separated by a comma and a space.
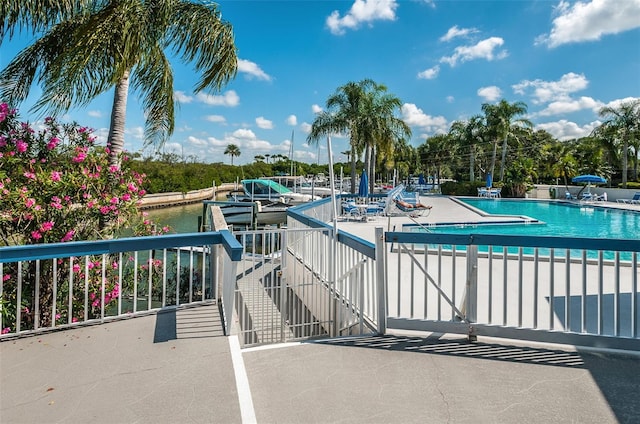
486, 172, 493, 188
358, 170, 369, 198
571, 174, 606, 184
418, 174, 426, 185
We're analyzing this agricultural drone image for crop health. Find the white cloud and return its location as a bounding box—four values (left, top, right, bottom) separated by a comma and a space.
87, 110, 102, 118
255, 116, 274, 129
446, 96, 455, 103
237, 58, 272, 81
537, 96, 603, 116
125, 126, 144, 140
205, 115, 226, 124
300, 122, 312, 134
536, 119, 600, 141
602, 96, 640, 109
512, 72, 589, 104
293, 150, 317, 161
312, 104, 323, 114
401, 103, 448, 133
537, 0, 640, 48
417, 65, 439, 80
232, 128, 257, 139
196, 90, 240, 107
164, 141, 183, 155
477, 86, 502, 102
174, 91, 193, 103
326, 0, 398, 35
440, 37, 508, 67
286, 115, 297, 126
187, 135, 209, 147
439, 25, 478, 42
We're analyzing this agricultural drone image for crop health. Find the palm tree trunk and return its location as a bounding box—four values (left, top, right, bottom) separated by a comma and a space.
370, 145, 376, 193
469, 144, 475, 182
350, 146, 357, 194
622, 135, 628, 188
499, 136, 508, 182
490, 139, 498, 179
107, 69, 130, 170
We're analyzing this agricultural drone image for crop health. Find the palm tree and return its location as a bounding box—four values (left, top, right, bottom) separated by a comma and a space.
358, 84, 411, 192
481, 99, 532, 182
596, 99, 640, 188
254, 155, 265, 162
0, 0, 237, 170
307, 79, 375, 193
224, 144, 241, 165
449, 115, 484, 182
307, 79, 409, 193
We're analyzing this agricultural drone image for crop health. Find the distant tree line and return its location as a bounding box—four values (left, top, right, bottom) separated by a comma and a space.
129, 152, 335, 194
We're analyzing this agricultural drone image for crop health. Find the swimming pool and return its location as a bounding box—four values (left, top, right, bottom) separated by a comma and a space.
431, 198, 640, 240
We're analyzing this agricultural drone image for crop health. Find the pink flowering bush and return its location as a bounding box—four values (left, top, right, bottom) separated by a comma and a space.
0, 104, 171, 331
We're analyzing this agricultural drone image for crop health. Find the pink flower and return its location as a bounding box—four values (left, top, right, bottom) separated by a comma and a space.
110, 197, 119, 204
72, 317, 78, 323
31, 230, 42, 240
46, 137, 60, 150
72, 264, 80, 273
99, 206, 110, 214
23, 171, 36, 180
72, 153, 86, 163
40, 221, 54, 232
16, 140, 28, 153
1, 328, 10, 334
51, 171, 62, 182
121, 193, 131, 201
61, 230, 75, 242
2, 274, 11, 281
25, 198, 36, 208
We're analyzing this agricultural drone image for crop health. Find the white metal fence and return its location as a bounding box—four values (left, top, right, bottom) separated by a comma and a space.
385, 232, 640, 351
0, 233, 242, 338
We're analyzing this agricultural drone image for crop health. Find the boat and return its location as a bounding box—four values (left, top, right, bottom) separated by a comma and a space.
203, 199, 289, 229
262, 176, 341, 198
227, 178, 320, 204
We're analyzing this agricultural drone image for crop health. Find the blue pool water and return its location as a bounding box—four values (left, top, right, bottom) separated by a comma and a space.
422, 199, 639, 260
431, 199, 640, 240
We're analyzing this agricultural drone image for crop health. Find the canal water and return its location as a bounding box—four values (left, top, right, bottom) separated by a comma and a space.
146, 203, 203, 233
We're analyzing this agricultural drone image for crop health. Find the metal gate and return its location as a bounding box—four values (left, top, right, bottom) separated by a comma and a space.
232, 226, 377, 347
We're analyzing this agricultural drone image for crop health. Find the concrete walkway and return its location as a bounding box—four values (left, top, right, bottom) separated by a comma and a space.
2, 196, 640, 423
2, 306, 640, 423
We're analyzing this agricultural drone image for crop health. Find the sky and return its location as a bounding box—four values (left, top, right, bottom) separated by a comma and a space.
1, 0, 640, 166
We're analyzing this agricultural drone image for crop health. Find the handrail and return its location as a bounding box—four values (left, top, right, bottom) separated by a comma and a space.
0, 232, 243, 263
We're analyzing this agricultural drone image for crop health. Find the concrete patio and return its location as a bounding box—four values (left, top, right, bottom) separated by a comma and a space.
2, 196, 639, 423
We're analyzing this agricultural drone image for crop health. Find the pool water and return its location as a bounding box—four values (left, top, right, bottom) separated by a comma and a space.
434, 199, 640, 240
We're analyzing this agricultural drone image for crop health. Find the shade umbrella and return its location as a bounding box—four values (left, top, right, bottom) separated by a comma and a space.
572, 174, 606, 198
358, 170, 369, 198
571, 175, 606, 184
486, 172, 493, 188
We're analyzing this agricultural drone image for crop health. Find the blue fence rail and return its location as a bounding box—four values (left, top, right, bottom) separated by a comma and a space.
0, 232, 242, 338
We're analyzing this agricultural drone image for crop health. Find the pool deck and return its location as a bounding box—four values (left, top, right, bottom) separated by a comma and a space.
2, 196, 640, 424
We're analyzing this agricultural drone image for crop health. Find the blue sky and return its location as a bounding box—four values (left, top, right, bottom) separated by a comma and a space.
2, 0, 640, 165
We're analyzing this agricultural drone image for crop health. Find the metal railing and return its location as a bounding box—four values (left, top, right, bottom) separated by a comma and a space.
384, 231, 640, 351
287, 200, 380, 337
0, 232, 242, 338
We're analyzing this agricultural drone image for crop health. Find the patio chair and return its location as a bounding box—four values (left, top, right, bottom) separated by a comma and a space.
341, 201, 362, 220
617, 192, 640, 204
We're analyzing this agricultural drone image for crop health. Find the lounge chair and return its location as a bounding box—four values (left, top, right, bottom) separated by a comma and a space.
617, 192, 640, 204
390, 198, 432, 217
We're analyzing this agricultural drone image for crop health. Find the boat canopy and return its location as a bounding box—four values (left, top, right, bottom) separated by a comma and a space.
243, 179, 293, 195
